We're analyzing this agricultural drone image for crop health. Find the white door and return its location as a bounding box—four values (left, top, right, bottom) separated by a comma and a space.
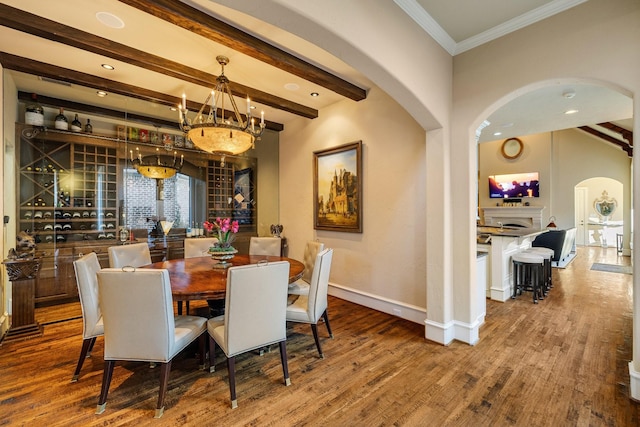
575, 186, 589, 245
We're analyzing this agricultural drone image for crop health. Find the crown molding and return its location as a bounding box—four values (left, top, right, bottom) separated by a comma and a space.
395, 0, 588, 56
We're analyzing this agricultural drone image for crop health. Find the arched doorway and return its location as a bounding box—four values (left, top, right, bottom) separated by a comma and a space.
575, 178, 624, 249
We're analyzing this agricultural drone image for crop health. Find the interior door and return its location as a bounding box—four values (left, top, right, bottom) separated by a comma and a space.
575, 186, 589, 245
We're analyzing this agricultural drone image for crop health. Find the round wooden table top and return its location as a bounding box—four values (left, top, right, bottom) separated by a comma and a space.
142, 254, 305, 301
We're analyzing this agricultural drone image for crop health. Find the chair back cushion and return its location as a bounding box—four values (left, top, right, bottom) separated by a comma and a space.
223, 261, 289, 356
302, 241, 325, 283
249, 237, 281, 256
307, 248, 333, 321
184, 237, 219, 258
108, 242, 152, 268
97, 268, 176, 362
73, 252, 103, 338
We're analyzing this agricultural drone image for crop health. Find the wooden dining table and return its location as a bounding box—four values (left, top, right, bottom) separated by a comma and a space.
142, 254, 304, 311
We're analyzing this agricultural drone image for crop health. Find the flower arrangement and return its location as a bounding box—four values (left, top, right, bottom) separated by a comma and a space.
204, 217, 239, 251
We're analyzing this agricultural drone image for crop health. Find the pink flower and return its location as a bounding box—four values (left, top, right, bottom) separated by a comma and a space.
231, 220, 239, 233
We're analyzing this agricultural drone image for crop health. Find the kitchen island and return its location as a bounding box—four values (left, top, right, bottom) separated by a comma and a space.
477, 226, 547, 302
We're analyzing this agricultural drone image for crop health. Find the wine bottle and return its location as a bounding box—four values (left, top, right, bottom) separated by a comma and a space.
84, 118, 93, 133
54, 107, 69, 130
186, 222, 192, 238
71, 114, 82, 132
25, 93, 44, 126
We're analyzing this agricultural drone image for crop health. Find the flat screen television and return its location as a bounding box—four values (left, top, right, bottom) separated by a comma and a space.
489, 172, 539, 198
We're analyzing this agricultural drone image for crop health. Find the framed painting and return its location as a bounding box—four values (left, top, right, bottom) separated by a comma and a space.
314, 141, 362, 232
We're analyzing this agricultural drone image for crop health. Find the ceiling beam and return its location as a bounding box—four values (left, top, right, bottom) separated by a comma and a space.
0, 3, 316, 120
596, 122, 633, 146
117, 0, 368, 102
2, 52, 284, 132
578, 125, 632, 157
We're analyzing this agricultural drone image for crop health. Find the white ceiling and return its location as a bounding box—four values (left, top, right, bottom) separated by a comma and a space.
0, 0, 633, 145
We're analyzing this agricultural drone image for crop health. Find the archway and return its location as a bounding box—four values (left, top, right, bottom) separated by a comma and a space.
575, 177, 624, 249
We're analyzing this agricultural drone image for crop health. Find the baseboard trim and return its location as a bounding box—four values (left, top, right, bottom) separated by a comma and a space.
328, 283, 426, 325
0, 312, 9, 343
329, 283, 482, 346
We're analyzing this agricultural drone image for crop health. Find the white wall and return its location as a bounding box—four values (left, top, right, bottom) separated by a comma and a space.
280, 86, 427, 316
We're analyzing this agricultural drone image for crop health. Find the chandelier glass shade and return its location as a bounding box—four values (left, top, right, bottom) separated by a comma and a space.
131, 148, 183, 180
178, 55, 265, 163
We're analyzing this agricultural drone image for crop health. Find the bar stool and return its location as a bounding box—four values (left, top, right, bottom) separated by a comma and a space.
511, 252, 545, 304
526, 247, 554, 295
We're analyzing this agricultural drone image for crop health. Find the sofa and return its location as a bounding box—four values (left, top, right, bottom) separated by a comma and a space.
532, 228, 576, 265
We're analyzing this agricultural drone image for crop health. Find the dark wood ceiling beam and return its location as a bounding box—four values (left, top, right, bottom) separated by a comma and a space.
117, 0, 367, 102
578, 125, 632, 157
0, 4, 316, 120
2, 52, 284, 132
596, 121, 633, 146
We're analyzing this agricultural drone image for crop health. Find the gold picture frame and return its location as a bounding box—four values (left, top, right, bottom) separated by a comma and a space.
314, 141, 362, 233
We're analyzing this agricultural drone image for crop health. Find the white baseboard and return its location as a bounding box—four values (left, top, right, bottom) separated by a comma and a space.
629, 361, 640, 401
328, 283, 426, 324
328, 283, 483, 345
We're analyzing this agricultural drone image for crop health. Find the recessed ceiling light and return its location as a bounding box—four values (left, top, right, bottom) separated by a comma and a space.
562, 90, 576, 99
96, 12, 125, 29
564, 109, 579, 115
310, 92, 319, 97
169, 106, 177, 112
96, 91, 107, 97
493, 132, 502, 136
284, 83, 299, 91
250, 105, 256, 110
101, 64, 115, 70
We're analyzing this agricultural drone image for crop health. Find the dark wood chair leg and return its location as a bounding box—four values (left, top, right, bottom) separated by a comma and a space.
87, 336, 97, 356
322, 310, 333, 338
208, 335, 216, 373
310, 324, 324, 359
227, 356, 237, 409
278, 341, 291, 386
198, 333, 205, 370
96, 360, 115, 414
72, 337, 96, 382
155, 361, 171, 418
177, 301, 183, 315
185, 301, 190, 315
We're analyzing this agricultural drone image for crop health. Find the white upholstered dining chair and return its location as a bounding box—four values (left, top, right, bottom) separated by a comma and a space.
207, 261, 291, 408
107, 242, 151, 268
71, 252, 103, 382
95, 268, 207, 418
184, 237, 219, 258
288, 240, 324, 296
249, 236, 281, 256
286, 248, 334, 358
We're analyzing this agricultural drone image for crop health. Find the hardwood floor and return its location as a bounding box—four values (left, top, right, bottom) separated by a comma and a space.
0, 246, 638, 426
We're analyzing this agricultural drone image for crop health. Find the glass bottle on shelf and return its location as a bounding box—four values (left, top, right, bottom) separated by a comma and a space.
84, 118, 93, 133
25, 93, 44, 126
54, 107, 68, 130
71, 114, 82, 132
186, 222, 192, 238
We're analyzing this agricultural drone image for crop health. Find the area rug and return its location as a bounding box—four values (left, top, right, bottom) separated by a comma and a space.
591, 263, 632, 275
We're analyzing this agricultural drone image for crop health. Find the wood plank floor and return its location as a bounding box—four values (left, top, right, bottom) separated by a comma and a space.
0, 246, 638, 426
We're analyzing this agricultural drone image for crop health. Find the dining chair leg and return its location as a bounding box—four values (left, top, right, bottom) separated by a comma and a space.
322, 310, 334, 338
208, 335, 216, 373
198, 333, 206, 370
155, 361, 171, 418
177, 301, 183, 315
87, 336, 97, 356
310, 324, 324, 359
227, 356, 238, 409
279, 341, 291, 386
72, 337, 96, 382
96, 360, 116, 414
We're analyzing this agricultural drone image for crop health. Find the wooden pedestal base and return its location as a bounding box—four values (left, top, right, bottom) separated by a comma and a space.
1, 258, 43, 345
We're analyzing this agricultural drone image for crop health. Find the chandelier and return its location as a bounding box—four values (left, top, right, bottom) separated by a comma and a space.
130, 147, 183, 180
178, 55, 265, 166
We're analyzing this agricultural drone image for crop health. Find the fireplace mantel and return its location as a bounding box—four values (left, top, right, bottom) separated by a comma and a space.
481, 206, 545, 229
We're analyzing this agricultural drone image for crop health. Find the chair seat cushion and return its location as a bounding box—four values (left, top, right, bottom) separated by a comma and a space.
287, 278, 310, 296
286, 296, 313, 323
172, 316, 207, 359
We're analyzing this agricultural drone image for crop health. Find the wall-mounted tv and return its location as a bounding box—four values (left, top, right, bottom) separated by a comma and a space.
489, 172, 539, 198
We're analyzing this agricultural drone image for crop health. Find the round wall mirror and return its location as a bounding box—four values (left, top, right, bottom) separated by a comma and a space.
501, 137, 523, 159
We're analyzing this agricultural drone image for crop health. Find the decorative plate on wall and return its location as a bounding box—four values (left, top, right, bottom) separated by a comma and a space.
501, 137, 523, 159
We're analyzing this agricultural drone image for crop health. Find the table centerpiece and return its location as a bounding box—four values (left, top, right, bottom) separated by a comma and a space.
205, 217, 239, 269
